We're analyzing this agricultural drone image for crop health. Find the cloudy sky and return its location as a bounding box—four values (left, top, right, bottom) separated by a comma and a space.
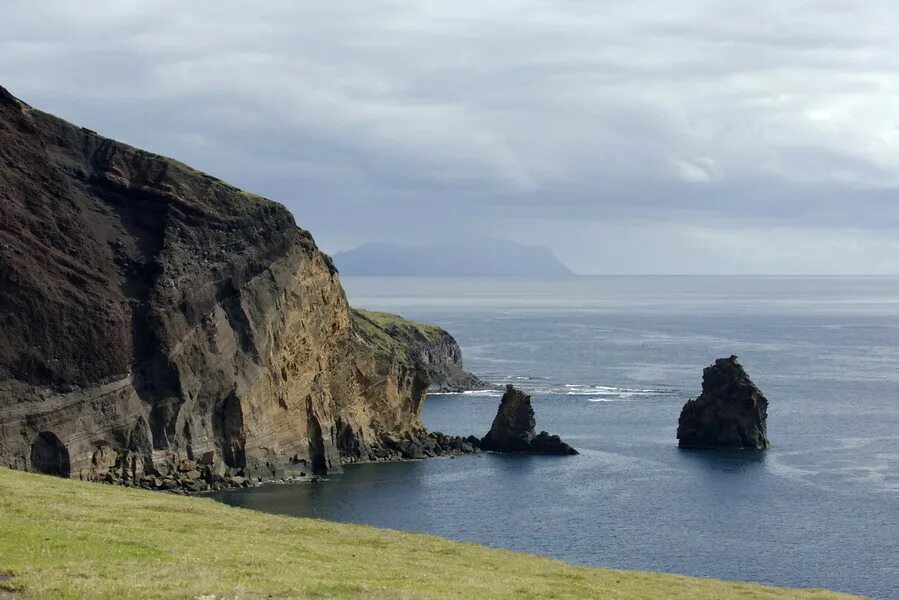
3, 1, 899, 274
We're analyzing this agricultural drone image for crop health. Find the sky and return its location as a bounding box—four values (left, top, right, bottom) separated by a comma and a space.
2, 1, 899, 274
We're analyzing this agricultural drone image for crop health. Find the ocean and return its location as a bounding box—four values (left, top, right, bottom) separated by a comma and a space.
213, 276, 899, 599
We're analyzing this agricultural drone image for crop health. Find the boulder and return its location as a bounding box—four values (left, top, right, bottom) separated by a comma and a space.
91, 446, 118, 470
396, 440, 425, 460
531, 431, 577, 455
481, 385, 577, 455
677, 355, 770, 449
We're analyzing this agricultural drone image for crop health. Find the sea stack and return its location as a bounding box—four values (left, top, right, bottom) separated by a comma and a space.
677, 356, 770, 449
481, 385, 578, 455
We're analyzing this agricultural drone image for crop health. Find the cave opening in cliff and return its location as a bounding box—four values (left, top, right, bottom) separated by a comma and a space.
213, 393, 247, 468
30, 432, 71, 478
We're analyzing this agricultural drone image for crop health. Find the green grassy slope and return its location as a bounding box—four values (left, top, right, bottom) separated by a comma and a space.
351, 309, 445, 361
0, 469, 864, 599
353, 310, 444, 337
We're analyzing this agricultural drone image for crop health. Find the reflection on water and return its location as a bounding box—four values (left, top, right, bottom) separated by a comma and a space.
677, 448, 768, 472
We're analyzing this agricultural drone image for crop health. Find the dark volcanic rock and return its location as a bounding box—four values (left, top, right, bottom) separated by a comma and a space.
363, 431, 481, 463
0, 85, 16, 105
481, 385, 577, 455
0, 84, 479, 489
531, 431, 577, 454
481, 386, 536, 451
677, 355, 770, 450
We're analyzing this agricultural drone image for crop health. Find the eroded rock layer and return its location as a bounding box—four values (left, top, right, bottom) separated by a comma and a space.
0, 85, 479, 489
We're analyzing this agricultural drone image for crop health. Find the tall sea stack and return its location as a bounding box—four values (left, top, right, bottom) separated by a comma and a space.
677, 356, 770, 450
481, 385, 577, 455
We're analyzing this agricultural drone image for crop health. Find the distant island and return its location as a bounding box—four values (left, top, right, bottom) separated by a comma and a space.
332, 240, 574, 276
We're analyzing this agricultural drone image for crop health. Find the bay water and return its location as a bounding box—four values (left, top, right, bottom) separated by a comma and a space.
214, 276, 899, 598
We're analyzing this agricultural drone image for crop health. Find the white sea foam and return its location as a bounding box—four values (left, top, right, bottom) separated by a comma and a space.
563, 385, 671, 397
430, 378, 675, 400
429, 389, 503, 397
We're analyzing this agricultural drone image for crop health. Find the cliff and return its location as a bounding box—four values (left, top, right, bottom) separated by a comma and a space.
0, 85, 479, 489
352, 310, 488, 392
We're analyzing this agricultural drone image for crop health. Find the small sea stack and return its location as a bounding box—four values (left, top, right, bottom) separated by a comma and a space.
481, 385, 578, 455
677, 355, 770, 450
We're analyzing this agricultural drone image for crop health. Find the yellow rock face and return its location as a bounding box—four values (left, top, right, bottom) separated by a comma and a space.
0, 85, 445, 485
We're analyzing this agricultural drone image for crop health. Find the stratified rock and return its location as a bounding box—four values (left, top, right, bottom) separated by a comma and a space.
351, 310, 488, 393
481, 386, 577, 455
677, 355, 770, 449
0, 83, 473, 485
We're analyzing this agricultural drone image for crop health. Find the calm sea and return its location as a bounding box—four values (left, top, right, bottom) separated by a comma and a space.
214, 276, 899, 599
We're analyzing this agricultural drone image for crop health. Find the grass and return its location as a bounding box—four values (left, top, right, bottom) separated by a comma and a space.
353, 310, 444, 338
0, 468, 864, 599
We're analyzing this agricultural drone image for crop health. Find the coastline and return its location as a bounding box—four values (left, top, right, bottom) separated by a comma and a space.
85, 434, 485, 495
0, 467, 865, 600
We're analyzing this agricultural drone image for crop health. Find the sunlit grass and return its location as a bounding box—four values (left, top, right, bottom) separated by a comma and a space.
0, 468, 864, 599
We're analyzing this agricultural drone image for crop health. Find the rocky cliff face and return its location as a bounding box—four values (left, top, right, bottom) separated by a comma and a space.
352, 310, 487, 393
0, 85, 479, 489
677, 356, 770, 450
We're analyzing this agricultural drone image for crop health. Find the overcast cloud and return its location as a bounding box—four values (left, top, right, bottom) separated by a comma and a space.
2, 0, 899, 273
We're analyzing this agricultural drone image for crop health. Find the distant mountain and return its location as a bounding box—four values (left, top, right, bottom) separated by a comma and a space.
332, 240, 574, 277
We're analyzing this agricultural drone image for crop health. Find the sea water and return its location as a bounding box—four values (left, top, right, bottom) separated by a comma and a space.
214, 276, 899, 599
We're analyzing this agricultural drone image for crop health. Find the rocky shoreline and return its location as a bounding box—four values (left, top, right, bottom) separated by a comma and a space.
86, 384, 582, 495
58, 355, 774, 495
87, 430, 485, 494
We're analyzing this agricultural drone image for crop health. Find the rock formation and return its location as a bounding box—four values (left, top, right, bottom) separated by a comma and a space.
0, 84, 481, 491
677, 356, 770, 450
481, 386, 577, 455
352, 310, 488, 393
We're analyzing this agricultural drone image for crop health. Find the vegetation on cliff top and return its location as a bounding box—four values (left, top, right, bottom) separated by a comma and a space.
351, 309, 444, 360
355, 309, 445, 339
0, 469, 862, 600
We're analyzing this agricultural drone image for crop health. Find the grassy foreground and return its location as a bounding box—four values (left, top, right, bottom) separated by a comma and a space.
0, 469, 863, 600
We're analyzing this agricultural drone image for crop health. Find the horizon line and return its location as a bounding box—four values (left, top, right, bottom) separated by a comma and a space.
339, 273, 899, 278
